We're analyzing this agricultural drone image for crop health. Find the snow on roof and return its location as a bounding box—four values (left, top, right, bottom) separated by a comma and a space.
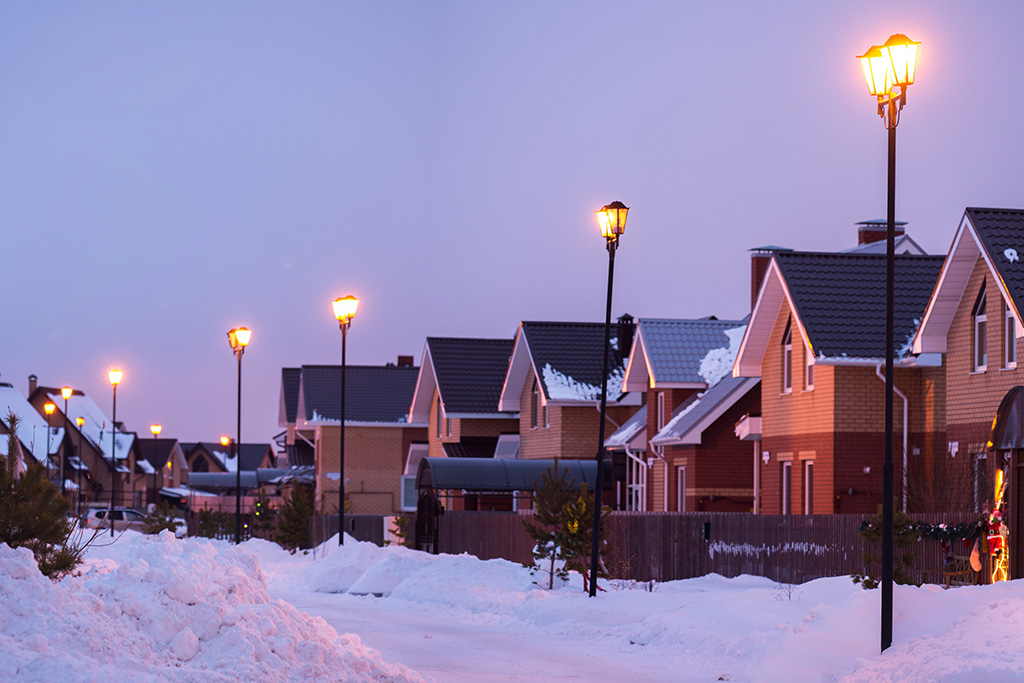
211, 448, 237, 473
542, 362, 625, 402
48, 390, 134, 462
160, 485, 216, 498
137, 459, 157, 475
605, 404, 647, 449
698, 326, 746, 387
0, 383, 64, 463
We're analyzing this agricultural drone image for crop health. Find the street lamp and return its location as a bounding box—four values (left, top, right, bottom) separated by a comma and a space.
589, 201, 629, 598
44, 402, 55, 478
108, 369, 122, 537
332, 295, 359, 546
857, 33, 920, 654
151, 424, 162, 498
76, 416, 84, 515
227, 327, 251, 545
61, 387, 72, 497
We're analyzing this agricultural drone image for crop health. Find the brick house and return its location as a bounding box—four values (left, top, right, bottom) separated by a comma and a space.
614, 317, 757, 512
0, 381, 65, 479
914, 209, 1024, 543
408, 337, 518, 511
734, 249, 945, 515
136, 437, 188, 506
283, 360, 426, 515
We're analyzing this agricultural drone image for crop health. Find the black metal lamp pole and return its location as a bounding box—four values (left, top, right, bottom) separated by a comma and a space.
76, 417, 84, 515
857, 34, 919, 653
589, 201, 628, 598
333, 295, 359, 546
62, 388, 72, 497
109, 370, 121, 537
227, 328, 251, 545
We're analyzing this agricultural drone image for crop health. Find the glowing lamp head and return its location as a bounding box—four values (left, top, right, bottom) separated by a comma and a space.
165, 460, 172, 471
228, 327, 252, 351
597, 201, 629, 239
109, 369, 122, 386
150, 424, 162, 436
61, 386, 73, 400
44, 402, 55, 416
220, 436, 230, 447
857, 44, 893, 97
76, 417, 84, 428
881, 33, 919, 87
332, 296, 359, 324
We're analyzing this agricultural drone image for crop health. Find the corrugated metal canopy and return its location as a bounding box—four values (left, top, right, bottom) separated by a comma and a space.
989, 386, 1024, 450
416, 457, 600, 492
187, 469, 290, 490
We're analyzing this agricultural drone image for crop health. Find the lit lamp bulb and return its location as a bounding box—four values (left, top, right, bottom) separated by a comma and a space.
61, 387, 72, 400
332, 296, 359, 325
44, 403, 55, 416
109, 369, 122, 386
150, 424, 162, 437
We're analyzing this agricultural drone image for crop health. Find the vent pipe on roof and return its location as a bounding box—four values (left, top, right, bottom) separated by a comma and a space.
617, 314, 635, 355
857, 219, 906, 246
28, 374, 37, 396
397, 355, 414, 367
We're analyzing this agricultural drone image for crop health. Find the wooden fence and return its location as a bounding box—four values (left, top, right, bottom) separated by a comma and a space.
435, 511, 985, 584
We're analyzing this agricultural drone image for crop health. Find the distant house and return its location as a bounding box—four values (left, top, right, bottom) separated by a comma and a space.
614, 317, 758, 512
0, 381, 65, 476
136, 437, 189, 506
277, 367, 310, 468
408, 337, 518, 510
181, 442, 276, 475
282, 358, 426, 515
734, 248, 944, 514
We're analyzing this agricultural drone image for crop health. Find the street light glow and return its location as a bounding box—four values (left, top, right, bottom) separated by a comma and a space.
596, 201, 629, 240
44, 402, 55, 415
333, 296, 359, 324
61, 386, 73, 400
151, 424, 162, 436
109, 369, 122, 386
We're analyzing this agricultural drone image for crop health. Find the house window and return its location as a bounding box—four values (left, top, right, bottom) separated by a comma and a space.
625, 450, 646, 511
805, 345, 814, 391
657, 392, 666, 430
676, 466, 686, 512
974, 453, 988, 513
446, 417, 452, 437
531, 379, 539, 429
1006, 302, 1017, 368
436, 396, 442, 438
400, 475, 417, 511
804, 461, 814, 514
782, 461, 792, 515
543, 404, 549, 429
782, 319, 793, 394
974, 285, 987, 372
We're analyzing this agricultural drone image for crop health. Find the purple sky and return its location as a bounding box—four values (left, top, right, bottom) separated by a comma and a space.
3, 2, 1024, 447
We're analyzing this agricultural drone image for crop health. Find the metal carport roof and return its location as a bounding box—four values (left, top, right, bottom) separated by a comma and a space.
416, 457, 600, 492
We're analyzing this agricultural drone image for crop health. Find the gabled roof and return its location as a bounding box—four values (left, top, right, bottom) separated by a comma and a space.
409, 337, 516, 421
915, 208, 1024, 354
295, 364, 419, 426
42, 387, 134, 463
139, 438, 185, 472
0, 383, 64, 463
500, 321, 632, 410
279, 367, 301, 427
181, 442, 273, 473
604, 404, 647, 450
842, 233, 927, 255
735, 251, 944, 375
650, 376, 760, 447
622, 318, 747, 392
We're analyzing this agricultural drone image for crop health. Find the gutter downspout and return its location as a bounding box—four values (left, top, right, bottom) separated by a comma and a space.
754, 438, 761, 515
875, 363, 908, 512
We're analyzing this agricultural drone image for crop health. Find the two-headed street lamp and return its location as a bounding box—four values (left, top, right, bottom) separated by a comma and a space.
227, 327, 252, 545
857, 33, 920, 654
332, 295, 359, 546
589, 201, 629, 598
109, 369, 122, 536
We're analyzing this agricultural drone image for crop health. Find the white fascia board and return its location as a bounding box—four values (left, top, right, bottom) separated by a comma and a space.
444, 412, 520, 420
650, 382, 706, 390
913, 213, 978, 354
305, 419, 423, 429
813, 355, 941, 368
622, 326, 652, 392
652, 378, 758, 446
408, 341, 437, 424
733, 259, 809, 376
498, 326, 531, 412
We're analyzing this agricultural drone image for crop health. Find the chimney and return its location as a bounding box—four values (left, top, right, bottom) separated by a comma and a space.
28, 374, 37, 396
857, 219, 906, 246
616, 314, 636, 356
397, 355, 414, 367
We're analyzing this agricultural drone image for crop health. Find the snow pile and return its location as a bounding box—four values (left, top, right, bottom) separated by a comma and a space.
0, 533, 423, 682
698, 325, 745, 387
542, 362, 625, 401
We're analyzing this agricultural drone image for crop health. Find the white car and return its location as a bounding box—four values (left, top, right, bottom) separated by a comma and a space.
81, 507, 147, 532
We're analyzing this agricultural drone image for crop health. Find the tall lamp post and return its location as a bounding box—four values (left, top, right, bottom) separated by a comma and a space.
61, 387, 72, 497
151, 424, 162, 503
857, 33, 920, 654
332, 295, 359, 546
44, 402, 56, 481
76, 416, 85, 515
109, 369, 122, 537
227, 327, 251, 545
589, 201, 629, 598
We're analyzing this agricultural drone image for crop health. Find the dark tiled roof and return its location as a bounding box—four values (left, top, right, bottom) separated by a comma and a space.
281, 368, 301, 424
428, 337, 515, 414
139, 438, 179, 471
442, 436, 500, 459
184, 442, 273, 472
638, 318, 747, 384
775, 251, 944, 359
967, 208, 1024, 312
521, 322, 627, 401
300, 364, 419, 423
650, 376, 760, 445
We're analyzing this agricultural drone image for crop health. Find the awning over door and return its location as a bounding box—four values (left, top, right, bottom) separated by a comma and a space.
989, 386, 1024, 450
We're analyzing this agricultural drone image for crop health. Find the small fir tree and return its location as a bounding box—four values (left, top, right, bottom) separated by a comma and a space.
0, 410, 80, 579
142, 502, 180, 535
522, 462, 575, 588
275, 484, 313, 552
387, 513, 414, 548
559, 482, 612, 593
250, 489, 275, 538
852, 503, 921, 589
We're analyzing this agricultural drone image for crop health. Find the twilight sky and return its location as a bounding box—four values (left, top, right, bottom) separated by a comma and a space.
3, 2, 1024, 447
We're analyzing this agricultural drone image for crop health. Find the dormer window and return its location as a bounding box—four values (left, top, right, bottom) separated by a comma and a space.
974, 286, 987, 372
1006, 301, 1017, 369
782, 318, 793, 393
531, 378, 539, 429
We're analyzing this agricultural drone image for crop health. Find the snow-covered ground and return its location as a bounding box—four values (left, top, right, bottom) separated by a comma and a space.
4, 531, 1024, 682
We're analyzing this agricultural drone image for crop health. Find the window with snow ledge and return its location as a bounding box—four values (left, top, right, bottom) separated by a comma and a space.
974, 285, 987, 372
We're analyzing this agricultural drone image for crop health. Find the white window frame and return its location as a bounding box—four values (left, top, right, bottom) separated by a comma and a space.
400, 475, 417, 511
974, 286, 988, 372
657, 392, 666, 430
625, 449, 646, 511
1006, 302, 1017, 369
782, 320, 793, 394
803, 460, 814, 514
782, 461, 792, 515
805, 345, 815, 392
676, 465, 686, 512
531, 380, 539, 429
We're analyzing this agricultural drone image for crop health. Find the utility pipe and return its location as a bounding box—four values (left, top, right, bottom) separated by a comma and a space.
875, 363, 908, 512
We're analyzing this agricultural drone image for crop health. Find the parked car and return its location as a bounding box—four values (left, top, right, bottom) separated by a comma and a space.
81, 507, 147, 533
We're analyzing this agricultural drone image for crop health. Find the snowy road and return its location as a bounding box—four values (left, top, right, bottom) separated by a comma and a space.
273, 588, 679, 683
